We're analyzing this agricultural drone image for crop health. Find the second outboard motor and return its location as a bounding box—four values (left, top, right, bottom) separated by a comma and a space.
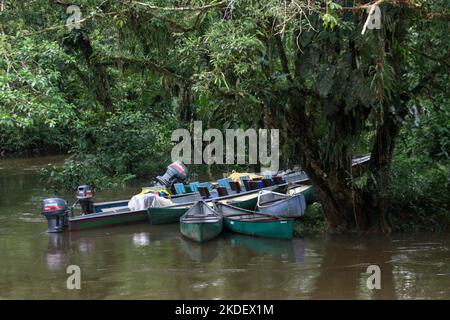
156, 161, 188, 188
77, 185, 94, 215
41, 198, 69, 233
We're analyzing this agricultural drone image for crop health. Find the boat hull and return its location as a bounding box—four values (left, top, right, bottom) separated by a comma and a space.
147, 206, 189, 225
224, 218, 293, 240
288, 184, 317, 205
301, 185, 317, 204
67, 173, 310, 231
225, 196, 258, 210
148, 192, 259, 225
68, 210, 148, 231
257, 192, 306, 218
180, 220, 223, 242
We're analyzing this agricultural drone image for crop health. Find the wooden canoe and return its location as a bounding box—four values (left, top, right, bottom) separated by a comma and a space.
256, 190, 306, 218
216, 203, 293, 240
180, 201, 223, 242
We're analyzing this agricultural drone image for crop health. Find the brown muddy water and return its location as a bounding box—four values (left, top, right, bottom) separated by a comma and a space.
0, 155, 449, 299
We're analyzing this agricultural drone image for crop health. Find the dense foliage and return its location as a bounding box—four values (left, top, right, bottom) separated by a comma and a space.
0, 1, 448, 232
384, 106, 450, 232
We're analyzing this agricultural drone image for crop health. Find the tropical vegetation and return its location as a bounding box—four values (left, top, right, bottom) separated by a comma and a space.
1, 0, 448, 233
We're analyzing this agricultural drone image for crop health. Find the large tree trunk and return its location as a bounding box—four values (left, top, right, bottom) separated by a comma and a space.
288, 87, 396, 233
294, 106, 397, 234
284, 10, 406, 234
305, 161, 392, 234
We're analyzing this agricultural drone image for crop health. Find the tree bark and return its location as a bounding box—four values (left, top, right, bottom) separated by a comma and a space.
180, 82, 193, 122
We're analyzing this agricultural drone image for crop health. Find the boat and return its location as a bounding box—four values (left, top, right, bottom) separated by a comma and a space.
70, 173, 304, 230
51, 156, 371, 232
70, 181, 285, 230
179, 201, 223, 242
68, 191, 203, 231
256, 190, 306, 218
147, 187, 265, 225
147, 205, 190, 225
287, 183, 317, 205
68, 205, 148, 231
222, 191, 261, 209
216, 202, 293, 240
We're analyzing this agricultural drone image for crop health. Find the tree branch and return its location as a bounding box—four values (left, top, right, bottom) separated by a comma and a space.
131, 0, 227, 12
410, 48, 450, 69
274, 32, 293, 83
96, 56, 186, 81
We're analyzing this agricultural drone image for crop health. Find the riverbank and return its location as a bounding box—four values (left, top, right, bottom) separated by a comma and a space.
1, 155, 448, 235
293, 203, 327, 236
294, 202, 450, 236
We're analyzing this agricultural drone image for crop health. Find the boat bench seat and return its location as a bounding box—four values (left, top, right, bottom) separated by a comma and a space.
101, 206, 130, 214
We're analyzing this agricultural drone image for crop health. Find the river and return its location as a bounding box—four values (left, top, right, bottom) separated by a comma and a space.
0, 155, 449, 299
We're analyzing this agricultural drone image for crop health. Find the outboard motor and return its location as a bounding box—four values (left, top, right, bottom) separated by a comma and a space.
76, 185, 94, 215
156, 161, 188, 188
41, 198, 69, 233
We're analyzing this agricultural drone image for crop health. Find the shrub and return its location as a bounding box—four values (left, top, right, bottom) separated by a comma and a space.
40, 110, 174, 191
384, 157, 450, 232
293, 202, 327, 236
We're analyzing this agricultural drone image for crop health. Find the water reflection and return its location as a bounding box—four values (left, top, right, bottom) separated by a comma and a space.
36, 226, 449, 299
311, 235, 397, 299
223, 232, 297, 262
45, 233, 70, 271
179, 238, 220, 263
1, 156, 450, 299
132, 232, 150, 247
292, 238, 306, 264
78, 238, 95, 256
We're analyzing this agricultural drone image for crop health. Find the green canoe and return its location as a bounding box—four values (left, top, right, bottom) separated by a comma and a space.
147, 205, 189, 225
287, 184, 317, 205
148, 191, 259, 225
238, 196, 257, 209
180, 201, 223, 242
216, 202, 293, 240
222, 192, 258, 210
